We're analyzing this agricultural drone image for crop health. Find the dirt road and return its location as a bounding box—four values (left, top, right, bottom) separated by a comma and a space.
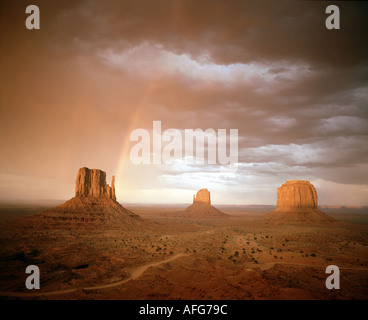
0, 253, 189, 298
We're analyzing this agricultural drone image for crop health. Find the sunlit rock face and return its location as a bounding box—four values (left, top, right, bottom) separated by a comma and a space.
75, 167, 116, 200
276, 180, 318, 209
187, 188, 226, 218
263, 180, 335, 224
193, 189, 211, 205
38, 167, 141, 227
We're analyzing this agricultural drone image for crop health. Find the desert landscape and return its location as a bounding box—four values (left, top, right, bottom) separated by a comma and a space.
0, 168, 367, 300
1, 1, 367, 305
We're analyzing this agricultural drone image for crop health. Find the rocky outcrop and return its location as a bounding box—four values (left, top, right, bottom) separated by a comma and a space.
193, 189, 211, 205
276, 180, 318, 209
186, 189, 227, 218
111, 176, 116, 201
75, 167, 116, 200
38, 167, 141, 228
263, 180, 335, 224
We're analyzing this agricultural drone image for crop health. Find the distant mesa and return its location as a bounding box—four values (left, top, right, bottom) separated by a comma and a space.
186, 189, 227, 218
39, 167, 141, 227
193, 188, 211, 205
276, 180, 318, 209
263, 180, 335, 224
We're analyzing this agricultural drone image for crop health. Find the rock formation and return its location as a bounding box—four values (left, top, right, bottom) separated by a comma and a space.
193, 189, 211, 205
276, 180, 317, 209
263, 180, 334, 224
186, 189, 227, 218
39, 167, 141, 228
75, 167, 116, 200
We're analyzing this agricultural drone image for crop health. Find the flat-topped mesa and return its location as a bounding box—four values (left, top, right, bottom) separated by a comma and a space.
193, 188, 211, 205
277, 180, 318, 209
263, 179, 335, 224
75, 167, 116, 201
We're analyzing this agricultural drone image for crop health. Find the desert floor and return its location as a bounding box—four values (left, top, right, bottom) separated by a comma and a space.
0, 204, 367, 300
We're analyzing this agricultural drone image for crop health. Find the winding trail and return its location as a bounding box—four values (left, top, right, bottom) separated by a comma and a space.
0, 253, 189, 298
2, 253, 366, 298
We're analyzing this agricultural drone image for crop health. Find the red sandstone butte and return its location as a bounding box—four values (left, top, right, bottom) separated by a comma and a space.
263, 180, 335, 224
186, 189, 227, 218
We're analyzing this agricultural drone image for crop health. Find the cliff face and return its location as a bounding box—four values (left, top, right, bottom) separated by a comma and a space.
263, 180, 335, 224
193, 189, 211, 205
75, 167, 116, 200
276, 180, 317, 209
38, 167, 141, 228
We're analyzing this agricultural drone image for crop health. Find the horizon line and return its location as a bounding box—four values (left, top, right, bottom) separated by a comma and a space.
0, 199, 367, 208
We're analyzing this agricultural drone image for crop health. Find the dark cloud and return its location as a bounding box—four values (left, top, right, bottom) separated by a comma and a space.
0, 0, 367, 204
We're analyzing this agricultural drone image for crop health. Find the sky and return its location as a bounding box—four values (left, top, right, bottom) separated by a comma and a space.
0, 0, 368, 205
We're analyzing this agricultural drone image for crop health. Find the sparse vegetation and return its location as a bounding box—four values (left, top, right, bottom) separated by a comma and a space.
1, 203, 367, 300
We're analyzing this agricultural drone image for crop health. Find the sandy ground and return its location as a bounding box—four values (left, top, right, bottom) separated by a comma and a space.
0, 205, 367, 300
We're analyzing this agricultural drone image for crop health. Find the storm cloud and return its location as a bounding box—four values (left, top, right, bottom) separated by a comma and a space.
0, 0, 367, 204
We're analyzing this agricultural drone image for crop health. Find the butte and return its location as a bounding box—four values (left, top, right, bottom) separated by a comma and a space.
185, 188, 227, 218
38, 167, 142, 228
263, 180, 335, 224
